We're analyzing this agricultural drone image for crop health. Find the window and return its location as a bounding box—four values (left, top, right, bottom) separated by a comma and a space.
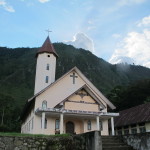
131, 128, 137, 134
46, 64, 50, 70
123, 126, 129, 135
44, 118, 47, 129
124, 129, 129, 135
29, 121, 31, 131
99, 121, 103, 131
42, 100, 47, 109
87, 120, 91, 130
31, 117, 34, 129
139, 123, 146, 133
139, 127, 146, 133
27, 123, 29, 131
130, 124, 137, 134
55, 119, 60, 129
45, 76, 49, 83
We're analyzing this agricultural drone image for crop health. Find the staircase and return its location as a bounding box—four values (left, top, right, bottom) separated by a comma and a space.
101, 136, 134, 150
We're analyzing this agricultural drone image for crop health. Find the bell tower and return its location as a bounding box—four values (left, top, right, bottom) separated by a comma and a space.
34, 36, 58, 94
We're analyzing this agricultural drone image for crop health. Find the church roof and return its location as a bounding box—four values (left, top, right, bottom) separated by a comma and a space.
36, 36, 58, 57
28, 67, 116, 109
114, 102, 150, 127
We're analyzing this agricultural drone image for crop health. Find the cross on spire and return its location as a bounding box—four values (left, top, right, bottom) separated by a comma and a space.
45, 29, 52, 36
70, 72, 78, 84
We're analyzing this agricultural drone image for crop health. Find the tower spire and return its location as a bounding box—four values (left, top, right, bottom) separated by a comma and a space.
36, 36, 58, 58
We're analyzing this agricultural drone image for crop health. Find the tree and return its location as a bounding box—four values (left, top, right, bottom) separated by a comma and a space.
0, 93, 15, 131
107, 79, 150, 111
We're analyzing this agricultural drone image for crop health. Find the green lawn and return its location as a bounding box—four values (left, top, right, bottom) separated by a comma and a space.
0, 132, 70, 137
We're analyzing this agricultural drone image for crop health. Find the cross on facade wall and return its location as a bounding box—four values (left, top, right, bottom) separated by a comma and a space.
70, 72, 78, 84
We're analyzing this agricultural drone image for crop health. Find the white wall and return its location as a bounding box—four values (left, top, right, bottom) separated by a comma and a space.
21, 108, 34, 134
145, 122, 150, 132
34, 53, 56, 94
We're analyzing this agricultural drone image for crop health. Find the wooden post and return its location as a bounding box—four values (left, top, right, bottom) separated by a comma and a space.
60, 113, 64, 134
42, 112, 45, 132
111, 117, 115, 136
96, 116, 100, 131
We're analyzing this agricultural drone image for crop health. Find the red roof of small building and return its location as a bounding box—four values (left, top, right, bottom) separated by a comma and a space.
114, 102, 150, 127
37, 36, 58, 57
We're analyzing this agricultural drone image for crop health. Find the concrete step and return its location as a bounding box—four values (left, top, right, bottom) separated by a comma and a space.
101, 136, 134, 150
102, 137, 121, 140
102, 139, 124, 144
103, 143, 127, 147
102, 136, 119, 138
102, 139, 123, 142
103, 145, 134, 150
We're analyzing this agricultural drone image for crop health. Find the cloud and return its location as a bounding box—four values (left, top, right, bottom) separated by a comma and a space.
87, 26, 96, 31
109, 55, 135, 65
88, 20, 93, 25
137, 15, 150, 27
0, 0, 15, 12
65, 32, 94, 53
109, 29, 150, 68
118, 0, 146, 6
38, 0, 50, 3
112, 34, 121, 39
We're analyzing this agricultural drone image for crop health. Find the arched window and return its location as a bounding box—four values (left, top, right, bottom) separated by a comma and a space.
46, 64, 50, 70
42, 100, 47, 109
55, 119, 60, 129
44, 118, 47, 129
87, 120, 91, 130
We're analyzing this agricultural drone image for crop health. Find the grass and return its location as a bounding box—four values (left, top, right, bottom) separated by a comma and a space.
0, 132, 70, 137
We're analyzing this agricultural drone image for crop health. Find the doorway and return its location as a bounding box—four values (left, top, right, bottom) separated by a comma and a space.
66, 121, 74, 134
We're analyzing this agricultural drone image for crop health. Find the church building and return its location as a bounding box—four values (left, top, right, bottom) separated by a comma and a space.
21, 36, 119, 135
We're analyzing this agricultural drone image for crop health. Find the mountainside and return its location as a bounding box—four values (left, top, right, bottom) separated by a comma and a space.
108, 79, 150, 111
0, 43, 150, 131
1, 43, 150, 106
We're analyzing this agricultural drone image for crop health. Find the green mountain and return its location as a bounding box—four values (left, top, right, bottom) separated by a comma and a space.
108, 79, 150, 111
0, 43, 150, 131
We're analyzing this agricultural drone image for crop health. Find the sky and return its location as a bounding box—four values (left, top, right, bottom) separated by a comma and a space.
0, 0, 150, 68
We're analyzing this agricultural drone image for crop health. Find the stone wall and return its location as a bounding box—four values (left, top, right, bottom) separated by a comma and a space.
121, 133, 150, 150
0, 131, 101, 150
0, 136, 73, 150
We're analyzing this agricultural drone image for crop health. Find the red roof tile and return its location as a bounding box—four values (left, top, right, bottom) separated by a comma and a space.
37, 36, 58, 57
114, 102, 150, 127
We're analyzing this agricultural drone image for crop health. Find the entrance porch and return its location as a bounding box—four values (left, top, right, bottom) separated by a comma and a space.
35, 108, 119, 135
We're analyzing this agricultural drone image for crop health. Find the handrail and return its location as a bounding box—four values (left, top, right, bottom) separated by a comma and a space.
35, 107, 119, 116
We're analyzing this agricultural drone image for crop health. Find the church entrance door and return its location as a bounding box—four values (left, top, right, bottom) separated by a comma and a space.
66, 121, 74, 134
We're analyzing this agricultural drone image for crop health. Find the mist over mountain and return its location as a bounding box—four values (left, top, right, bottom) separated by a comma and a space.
109, 56, 135, 65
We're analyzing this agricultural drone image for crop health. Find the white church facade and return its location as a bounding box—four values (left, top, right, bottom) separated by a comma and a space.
21, 36, 119, 135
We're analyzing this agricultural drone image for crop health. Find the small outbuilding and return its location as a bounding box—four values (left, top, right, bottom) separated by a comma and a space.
114, 102, 150, 135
